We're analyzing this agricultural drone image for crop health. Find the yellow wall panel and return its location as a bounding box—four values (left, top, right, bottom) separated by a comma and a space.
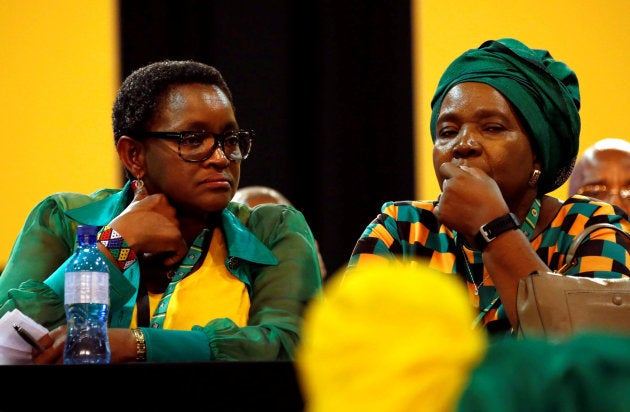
0, 1, 120, 268
413, 0, 630, 201
2, 1, 628, 268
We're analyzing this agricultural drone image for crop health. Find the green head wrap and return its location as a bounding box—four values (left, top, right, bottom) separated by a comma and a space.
430, 38, 581, 194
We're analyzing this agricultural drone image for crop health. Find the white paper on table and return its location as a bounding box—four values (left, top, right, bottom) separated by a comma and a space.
0, 309, 49, 365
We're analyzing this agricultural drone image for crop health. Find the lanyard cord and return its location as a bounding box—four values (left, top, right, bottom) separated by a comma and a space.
458, 198, 541, 328
136, 227, 213, 328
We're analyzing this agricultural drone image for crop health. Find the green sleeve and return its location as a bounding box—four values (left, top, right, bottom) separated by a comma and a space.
142, 327, 211, 362
207, 206, 322, 361
0, 281, 65, 329
0, 196, 76, 303
0, 187, 125, 304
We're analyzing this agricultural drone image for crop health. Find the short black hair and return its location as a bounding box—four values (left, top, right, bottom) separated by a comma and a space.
112, 60, 233, 144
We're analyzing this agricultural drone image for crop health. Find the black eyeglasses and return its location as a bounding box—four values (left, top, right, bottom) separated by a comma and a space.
134, 129, 254, 162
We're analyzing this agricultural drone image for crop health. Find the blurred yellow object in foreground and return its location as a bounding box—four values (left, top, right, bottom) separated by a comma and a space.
295, 260, 488, 412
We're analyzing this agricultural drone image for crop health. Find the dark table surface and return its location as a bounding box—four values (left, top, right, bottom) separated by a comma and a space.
1, 361, 305, 411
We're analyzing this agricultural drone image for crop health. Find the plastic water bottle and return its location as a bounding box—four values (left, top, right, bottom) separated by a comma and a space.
63, 224, 111, 364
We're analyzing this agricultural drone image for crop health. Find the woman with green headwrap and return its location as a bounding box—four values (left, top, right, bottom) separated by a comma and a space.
346, 38, 630, 336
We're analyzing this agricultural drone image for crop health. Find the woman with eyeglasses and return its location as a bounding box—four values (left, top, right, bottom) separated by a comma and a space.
0, 60, 323, 363
346, 39, 630, 336
568, 137, 630, 215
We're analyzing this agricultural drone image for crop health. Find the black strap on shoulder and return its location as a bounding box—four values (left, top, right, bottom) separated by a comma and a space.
136, 280, 150, 327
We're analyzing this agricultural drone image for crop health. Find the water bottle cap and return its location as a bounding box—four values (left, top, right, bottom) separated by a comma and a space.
76, 225, 98, 236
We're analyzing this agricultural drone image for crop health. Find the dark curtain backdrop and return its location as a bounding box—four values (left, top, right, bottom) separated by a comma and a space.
119, 0, 415, 280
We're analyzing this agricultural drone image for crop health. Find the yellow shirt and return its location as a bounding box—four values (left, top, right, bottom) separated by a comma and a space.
131, 228, 250, 329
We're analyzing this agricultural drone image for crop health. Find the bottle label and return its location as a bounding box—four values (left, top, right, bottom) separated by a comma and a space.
64, 271, 109, 304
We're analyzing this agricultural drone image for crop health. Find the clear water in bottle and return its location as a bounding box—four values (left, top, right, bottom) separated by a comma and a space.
63, 225, 111, 364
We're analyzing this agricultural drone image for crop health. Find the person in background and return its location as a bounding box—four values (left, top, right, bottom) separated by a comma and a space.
346, 38, 630, 336
0, 60, 322, 363
233, 185, 292, 207
568, 137, 630, 214
233, 185, 328, 280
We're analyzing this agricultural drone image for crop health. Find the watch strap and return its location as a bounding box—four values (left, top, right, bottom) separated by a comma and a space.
475, 212, 520, 251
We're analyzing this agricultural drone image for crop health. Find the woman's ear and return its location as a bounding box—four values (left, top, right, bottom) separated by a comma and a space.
117, 136, 145, 179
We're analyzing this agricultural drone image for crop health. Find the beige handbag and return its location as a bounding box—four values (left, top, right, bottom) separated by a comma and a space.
516, 223, 630, 339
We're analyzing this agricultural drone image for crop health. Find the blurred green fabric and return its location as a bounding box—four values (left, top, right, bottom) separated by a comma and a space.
457, 332, 630, 412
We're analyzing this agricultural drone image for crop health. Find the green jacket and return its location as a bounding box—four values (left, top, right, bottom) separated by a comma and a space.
0, 181, 322, 362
